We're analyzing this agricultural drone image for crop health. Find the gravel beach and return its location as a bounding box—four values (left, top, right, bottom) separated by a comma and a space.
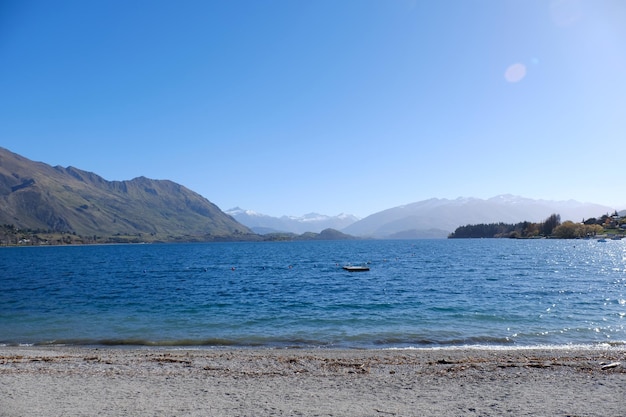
1, 346, 625, 416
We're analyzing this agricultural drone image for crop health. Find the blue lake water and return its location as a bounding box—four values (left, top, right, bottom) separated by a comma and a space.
1, 239, 625, 348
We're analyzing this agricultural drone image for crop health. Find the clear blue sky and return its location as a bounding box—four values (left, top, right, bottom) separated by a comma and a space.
2, 0, 625, 217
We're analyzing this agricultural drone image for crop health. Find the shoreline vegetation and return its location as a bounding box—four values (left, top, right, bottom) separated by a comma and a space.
1, 346, 624, 416
448, 212, 626, 240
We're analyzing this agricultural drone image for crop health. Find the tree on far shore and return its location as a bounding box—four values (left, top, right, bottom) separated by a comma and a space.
449, 213, 562, 239
541, 213, 561, 236
552, 221, 603, 239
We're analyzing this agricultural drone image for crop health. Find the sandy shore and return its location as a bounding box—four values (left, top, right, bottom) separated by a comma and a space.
1, 346, 624, 417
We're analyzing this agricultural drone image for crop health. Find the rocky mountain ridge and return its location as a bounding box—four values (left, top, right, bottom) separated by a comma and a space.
0, 147, 253, 242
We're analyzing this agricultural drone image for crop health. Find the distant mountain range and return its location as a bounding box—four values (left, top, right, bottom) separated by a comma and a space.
0, 147, 620, 242
226, 207, 359, 234
232, 196, 617, 239
0, 147, 254, 242
342, 195, 616, 238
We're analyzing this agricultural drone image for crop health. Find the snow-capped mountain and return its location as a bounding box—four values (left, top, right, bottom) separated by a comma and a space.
226, 207, 359, 234
342, 195, 616, 238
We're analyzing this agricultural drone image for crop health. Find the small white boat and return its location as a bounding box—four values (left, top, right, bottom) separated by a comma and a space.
343, 265, 370, 272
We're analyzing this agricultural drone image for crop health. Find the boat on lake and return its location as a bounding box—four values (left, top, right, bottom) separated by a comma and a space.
343, 265, 370, 272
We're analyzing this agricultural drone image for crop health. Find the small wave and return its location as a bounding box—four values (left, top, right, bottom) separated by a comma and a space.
30, 338, 240, 347
369, 335, 513, 348
387, 341, 626, 352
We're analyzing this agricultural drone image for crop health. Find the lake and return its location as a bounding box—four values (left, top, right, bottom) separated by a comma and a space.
1, 239, 624, 348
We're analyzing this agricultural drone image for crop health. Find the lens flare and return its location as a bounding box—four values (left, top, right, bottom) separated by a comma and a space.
504, 63, 527, 83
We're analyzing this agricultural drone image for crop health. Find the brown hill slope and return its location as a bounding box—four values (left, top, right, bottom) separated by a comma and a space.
0, 147, 254, 241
